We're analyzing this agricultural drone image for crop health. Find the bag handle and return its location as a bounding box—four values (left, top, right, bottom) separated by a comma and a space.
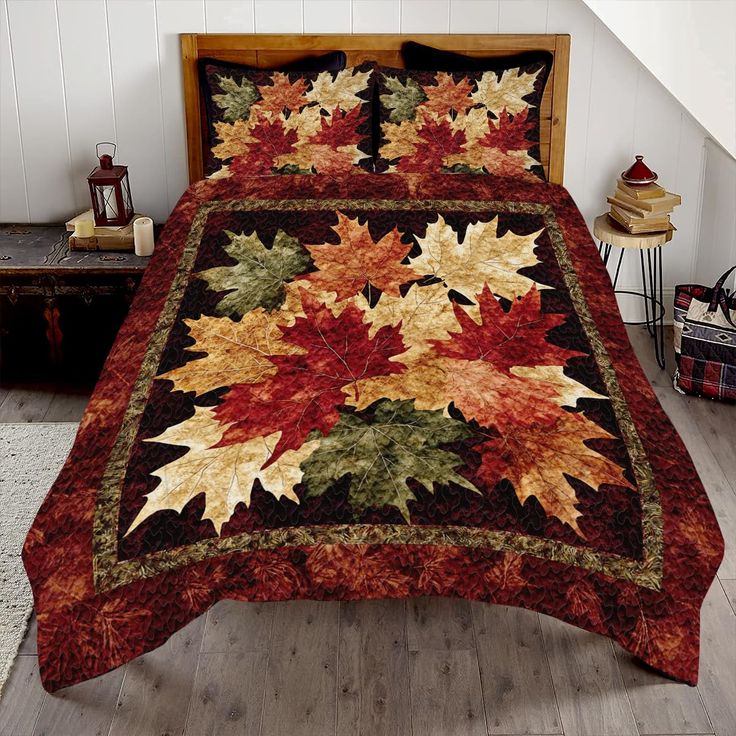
708, 265, 736, 327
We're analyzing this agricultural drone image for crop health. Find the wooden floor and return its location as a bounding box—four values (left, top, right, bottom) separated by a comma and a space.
1, 327, 734, 736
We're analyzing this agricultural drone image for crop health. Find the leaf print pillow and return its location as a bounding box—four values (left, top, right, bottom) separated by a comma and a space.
375, 59, 551, 180
200, 60, 375, 177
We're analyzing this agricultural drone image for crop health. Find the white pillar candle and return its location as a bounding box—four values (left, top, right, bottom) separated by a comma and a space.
133, 216, 155, 256
99, 185, 118, 219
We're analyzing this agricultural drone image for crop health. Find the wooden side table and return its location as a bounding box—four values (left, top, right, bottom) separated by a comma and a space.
593, 214, 673, 369
0, 225, 151, 381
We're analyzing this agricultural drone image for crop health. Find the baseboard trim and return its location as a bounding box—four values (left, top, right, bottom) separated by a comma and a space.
614, 287, 676, 325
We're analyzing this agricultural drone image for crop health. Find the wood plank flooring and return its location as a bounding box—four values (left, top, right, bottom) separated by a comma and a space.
1, 326, 734, 736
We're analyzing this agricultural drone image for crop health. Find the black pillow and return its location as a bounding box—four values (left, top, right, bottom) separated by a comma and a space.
198, 50, 346, 76
401, 41, 552, 74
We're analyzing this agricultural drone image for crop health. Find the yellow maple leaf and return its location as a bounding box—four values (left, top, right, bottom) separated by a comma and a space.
510, 366, 605, 407
126, 407, 318, 536
156, 310, 305, 397
471, 68, 542, 116
410, 214, 545, 301
306, 68, 372, 112
380, 120, 422, 161
282, 104, 324, 139
343, 351, 453, 413
280, 280, 348, 325
450, 106, 491, 145
354, 281, 472, 354
211, 119, 257, 161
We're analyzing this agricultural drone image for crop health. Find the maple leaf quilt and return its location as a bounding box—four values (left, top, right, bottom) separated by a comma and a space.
23, 173, 723, 691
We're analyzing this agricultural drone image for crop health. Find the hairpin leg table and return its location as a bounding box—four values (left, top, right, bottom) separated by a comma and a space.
593, 214, 673, 370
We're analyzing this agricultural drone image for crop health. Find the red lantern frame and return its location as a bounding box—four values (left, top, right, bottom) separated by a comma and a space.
87, 143, 134, 227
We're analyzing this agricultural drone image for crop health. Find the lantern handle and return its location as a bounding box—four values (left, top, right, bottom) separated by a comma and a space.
96, 142, 117, 160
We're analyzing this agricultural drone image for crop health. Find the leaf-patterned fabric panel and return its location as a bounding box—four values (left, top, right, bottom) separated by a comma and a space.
122, 209, 629, 542
201, 62, 375, 177
375, 62, 550, 180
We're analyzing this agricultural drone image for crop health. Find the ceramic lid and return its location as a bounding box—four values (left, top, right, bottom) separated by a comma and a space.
621, 155, 658, 185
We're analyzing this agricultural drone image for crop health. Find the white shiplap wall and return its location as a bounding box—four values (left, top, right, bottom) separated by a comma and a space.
1, 0, 735, 297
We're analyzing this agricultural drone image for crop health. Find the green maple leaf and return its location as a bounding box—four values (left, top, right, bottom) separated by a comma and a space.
301, 399, 479, 521
197, 229, 310, 317
380, 75, 427, 123
213, 75, 260, 122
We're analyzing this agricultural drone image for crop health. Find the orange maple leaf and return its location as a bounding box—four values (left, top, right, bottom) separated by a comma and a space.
252, 73, 309, 116
419, 73, 475, 117
301, 212, 422, 301
446, 359, 563, 431
475, 410, 632, 534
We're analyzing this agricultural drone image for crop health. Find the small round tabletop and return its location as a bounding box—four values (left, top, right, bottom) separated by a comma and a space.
593, 214, 673, 249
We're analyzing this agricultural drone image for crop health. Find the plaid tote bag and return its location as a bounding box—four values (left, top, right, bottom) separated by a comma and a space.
674, 265, 736, 401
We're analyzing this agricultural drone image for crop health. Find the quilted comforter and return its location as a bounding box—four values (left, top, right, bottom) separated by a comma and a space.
23, 173, 723, 691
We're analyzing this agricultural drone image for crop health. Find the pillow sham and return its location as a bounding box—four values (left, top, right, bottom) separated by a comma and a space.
199, 51, 347, 76
200, 61, 375, 177
401, 41, 552, 74
375, 60, 551, 180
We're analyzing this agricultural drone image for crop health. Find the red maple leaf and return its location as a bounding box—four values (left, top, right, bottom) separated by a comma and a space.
479, 107, 534, 153
420, 73, 475, 116
215, 289, 406, 464
253, 73, 309, 115
396, 116, 467, 172
433, 284, 583, 373
310, 105, 366, 148
230, 117, 299, 175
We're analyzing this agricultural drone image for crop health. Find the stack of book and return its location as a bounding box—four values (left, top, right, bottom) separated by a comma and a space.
606, 180, 681, 234
65, 209, 139, 251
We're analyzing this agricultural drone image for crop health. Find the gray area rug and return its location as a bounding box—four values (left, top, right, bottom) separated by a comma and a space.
0, 422, 77, 696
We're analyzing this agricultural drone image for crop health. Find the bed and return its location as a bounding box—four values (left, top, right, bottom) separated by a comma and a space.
23, 33, 723, 692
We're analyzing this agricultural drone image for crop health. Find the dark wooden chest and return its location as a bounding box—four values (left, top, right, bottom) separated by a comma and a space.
0, 225, 150, 382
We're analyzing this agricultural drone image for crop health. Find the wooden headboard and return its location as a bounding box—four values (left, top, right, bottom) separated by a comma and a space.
181, 33, 570, 185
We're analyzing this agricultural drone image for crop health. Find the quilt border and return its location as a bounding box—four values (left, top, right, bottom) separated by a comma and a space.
91, 198, 664, 592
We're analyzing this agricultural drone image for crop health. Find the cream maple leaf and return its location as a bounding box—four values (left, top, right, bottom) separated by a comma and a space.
156, 310, 305, 397
509, 366, 605, 408
208, 164, 232, 179
282, 104, 324, 139
126, 407, 318, 536
306, 68, 372, 112
450, 107, 491, 145
471, 68, 542, 116
355, 281, 465, 343
409, 214, 546, 301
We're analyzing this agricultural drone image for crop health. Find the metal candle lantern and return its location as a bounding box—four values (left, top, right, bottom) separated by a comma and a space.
87, 142, 134, 227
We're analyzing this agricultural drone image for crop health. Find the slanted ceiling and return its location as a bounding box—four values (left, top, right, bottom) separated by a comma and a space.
582, 0, 736, 159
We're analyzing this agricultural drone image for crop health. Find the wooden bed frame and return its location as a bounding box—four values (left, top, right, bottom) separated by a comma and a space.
181, 33, 570, 185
